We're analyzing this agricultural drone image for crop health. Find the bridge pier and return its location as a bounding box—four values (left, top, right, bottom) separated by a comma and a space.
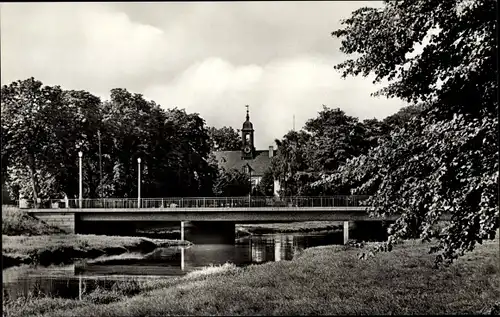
343, 221, 349, 244
183, 221, 235, 244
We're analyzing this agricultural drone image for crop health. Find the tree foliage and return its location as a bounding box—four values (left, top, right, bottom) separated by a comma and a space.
207, 126, 242, 151
1, 78, 88, 201
304, 106, 370, 172
322, 0, 498, 264
382, 104, 425, 130
252, 168, 275, 197
1, 79, 218, 200
271, 106, 391, 196
213, 167, 251, 197
271, 130, 312, 196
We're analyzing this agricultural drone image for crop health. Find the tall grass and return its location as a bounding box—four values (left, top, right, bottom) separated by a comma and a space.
4, 237, 499, 316
2, 205, 63, 236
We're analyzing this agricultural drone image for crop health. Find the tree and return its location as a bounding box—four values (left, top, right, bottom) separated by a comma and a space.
252, 168, 275, 196
207, 126, 242, 151
2, 78, 69, 202
2, 80, 219, 201
271, 106, 379, 196
54, 90, 103, 199
382, 104, 425, 129
162, 108, 217, 197
1, 125, 10, 197
361, 118, 391, 149
101, 89, 216, 198
327, 0, 497, 264
271, 130, 312, 196
213, 167, 251, 197
304, 106, 369, 172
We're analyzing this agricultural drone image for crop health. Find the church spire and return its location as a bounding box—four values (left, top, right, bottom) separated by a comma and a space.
241, 105, 254, 159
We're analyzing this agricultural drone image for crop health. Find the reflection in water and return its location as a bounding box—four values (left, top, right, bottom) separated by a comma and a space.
3, 230, 345, 300
181, 247, 185, 271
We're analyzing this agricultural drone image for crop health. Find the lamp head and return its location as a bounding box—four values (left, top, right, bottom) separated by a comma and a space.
78, 151, 83, 158
137, 158, 141, 164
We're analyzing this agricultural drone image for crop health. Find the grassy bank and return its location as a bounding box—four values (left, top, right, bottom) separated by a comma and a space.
237, 221, 343, 234
2, 205, 64, 236
2, 206, 188, 268
2, 234, 189, 268
4, 237, 499, 316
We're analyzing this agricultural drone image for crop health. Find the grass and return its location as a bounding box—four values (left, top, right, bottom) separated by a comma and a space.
2, 205, 64, 236
2, 205, 189, 268
237, 221, 344, 234
4, 237, 499, 316
2, 234, 189, 268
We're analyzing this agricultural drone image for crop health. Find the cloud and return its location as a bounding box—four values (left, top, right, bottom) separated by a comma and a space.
0, 3, 173, 93
144, 55, 403, 149
1, 2, 404, 149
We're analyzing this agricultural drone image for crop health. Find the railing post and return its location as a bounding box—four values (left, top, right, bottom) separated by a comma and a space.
203, 197, 206, 208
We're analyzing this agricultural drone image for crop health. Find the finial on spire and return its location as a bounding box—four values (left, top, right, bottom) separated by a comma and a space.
245, 105, 250, 121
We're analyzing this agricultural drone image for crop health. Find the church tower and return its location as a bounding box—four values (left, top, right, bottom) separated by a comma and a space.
241, 105, 255, 160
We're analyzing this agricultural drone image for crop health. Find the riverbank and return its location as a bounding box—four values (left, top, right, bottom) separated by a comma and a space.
2, 234, 190, 268
2, 205, 64, 236
4, 237, 499, 316
2, 206, 188, 268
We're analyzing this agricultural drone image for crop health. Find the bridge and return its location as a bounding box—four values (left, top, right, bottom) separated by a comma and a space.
22, 196, 400, 244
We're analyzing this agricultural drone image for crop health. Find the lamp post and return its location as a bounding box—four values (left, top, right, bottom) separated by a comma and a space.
78, 151, 83, 208
97, 130, 103, 198
137, 157, 141, 208
248, 167, 252, 207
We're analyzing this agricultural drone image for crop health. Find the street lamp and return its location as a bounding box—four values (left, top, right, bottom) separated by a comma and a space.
78, 151, 83, 208
248, 166, 252, 207
137, 157, 141, 208
97, 130, 103, 198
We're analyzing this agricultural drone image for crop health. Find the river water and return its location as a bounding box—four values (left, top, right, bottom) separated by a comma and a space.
3, 229, 349, 300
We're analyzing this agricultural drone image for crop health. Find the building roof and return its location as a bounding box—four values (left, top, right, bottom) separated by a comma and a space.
214, 150, 276, 176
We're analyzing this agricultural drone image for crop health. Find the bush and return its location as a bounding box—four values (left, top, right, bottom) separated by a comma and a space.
111, 280, 141, 296
83, 287, 122, 305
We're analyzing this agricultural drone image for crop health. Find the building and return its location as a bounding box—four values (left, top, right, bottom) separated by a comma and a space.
213, 107, 280, 196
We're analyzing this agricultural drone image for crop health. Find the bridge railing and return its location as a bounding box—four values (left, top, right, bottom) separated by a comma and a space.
18, 195, 371, 209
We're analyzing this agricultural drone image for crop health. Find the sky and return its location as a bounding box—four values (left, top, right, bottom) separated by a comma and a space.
1, 2, 405, 149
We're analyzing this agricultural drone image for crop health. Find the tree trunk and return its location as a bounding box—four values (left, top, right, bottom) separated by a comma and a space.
86, 160, 95, 198
27, 155, 39, 207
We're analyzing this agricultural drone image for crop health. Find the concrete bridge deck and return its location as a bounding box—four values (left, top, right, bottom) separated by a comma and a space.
20, 196, 450, 243
27, 206, 391, 222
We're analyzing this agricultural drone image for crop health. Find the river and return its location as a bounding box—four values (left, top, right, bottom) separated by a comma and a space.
3, 229, 349, 300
